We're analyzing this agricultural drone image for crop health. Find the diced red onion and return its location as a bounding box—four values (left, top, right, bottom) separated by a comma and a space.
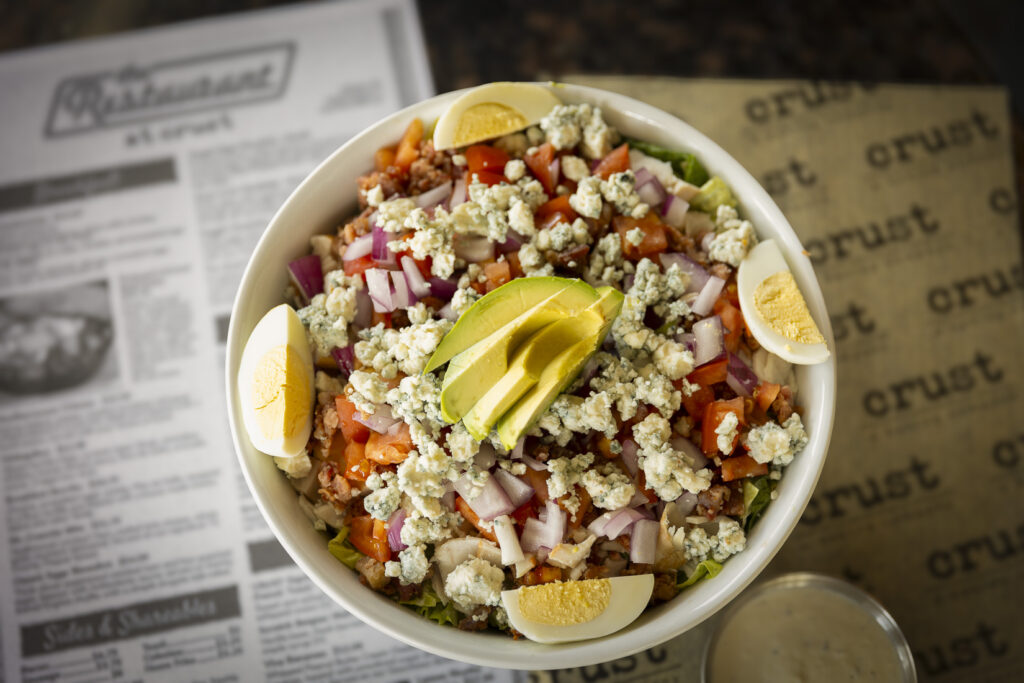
353, 288, 373, 328
429, 277, 458, 300
587, 510, 619, 537
726, 352, 759, 397
520, 501, 565, 552
450, 175, 468, 209
636, 175, 667, 207
288, 254, 323, 303
692, 275, 726, 316
442, 486, 455, 511
390, 270, 414, 309
400, 256, 432, 298
701, 231, 716, 252
511, 438, 525, 460
453, 475, 514, 521
692, 316, 724, 366
676, 332, 696, 354
601, 508, 648, 540
521, 455, 547, 471
493, 515, 525, 565
673, 491, 698, 517
343, 233, 373, 262
633, 167, 654, 187
387, 509, 407, 551
623, 273, 635, 291
331, 345, 356, 376
671, 436, 708, 470
365, 268, 393, 312
630, 519, 659, 564
371, 224, 396, 265
620, 439, 639, 477
454, 234, 495, 263
628, 490, 650, 508
547, 158, 560, 188
661, 195, 689, 229
474, 443, 497, 471
659, 252, 709, 293
497, 229, 525, 254
493, 469, 534, 508
414, 181, 452, 208
354, 404, 399, 434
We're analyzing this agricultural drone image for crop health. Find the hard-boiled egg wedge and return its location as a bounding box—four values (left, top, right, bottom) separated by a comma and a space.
237, 304, 315, 458
500, 574, 654, 643
433, 82, 562, 150
737, 239, 830, 365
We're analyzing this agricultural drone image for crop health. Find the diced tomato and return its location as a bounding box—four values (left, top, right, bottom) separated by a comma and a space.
721, 282, 741, 308
343, 254, 375, 278
465, 145, 510, 175
721, 455, 769, 482
349, 515, 391, 562
482, 261, 512, 292
679, 384, 714, 420
522, 467, 550, 503
336, 396, 370, 444
505, 251, 524, 278
534, 195, 578, 226
371, 311, 392, 328
374, 146, 396, 172
343, 440, 375, 482
365, 423, 414, 464
558, 487, 591, 531
523, 566, 562, 586
510, 499, 538, 527
613, 212, 668, 260
754, 382, 782, 412
394, 118, 423, 174
686, 357, 728, 387
455, 496, 499, 542
592, 143, 630, 180
471, 170, 508, 186
635, 471, 659, 504
701, 397, 746, 456
714, 298, 745, 353
524, 143, 557, 195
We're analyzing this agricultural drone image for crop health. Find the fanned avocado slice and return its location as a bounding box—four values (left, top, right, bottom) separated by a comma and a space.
424, 277, 598, 374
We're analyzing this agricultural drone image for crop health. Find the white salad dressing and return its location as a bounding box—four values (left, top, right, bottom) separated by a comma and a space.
707, 580, 910, 683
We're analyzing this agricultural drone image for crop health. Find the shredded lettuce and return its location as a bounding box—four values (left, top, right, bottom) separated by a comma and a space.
689, 176, 738, 215
677, 559, 724, 590
399, 584, 460, 627
742, 476, 774, 532
328, 527, 363, 569
626, 139, 710, 186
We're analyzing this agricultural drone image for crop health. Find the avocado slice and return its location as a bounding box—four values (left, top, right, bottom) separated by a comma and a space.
424, 277, 598, 373
461, 309, 605, 439
439, 280, 599, 424
495, 288, 624, 449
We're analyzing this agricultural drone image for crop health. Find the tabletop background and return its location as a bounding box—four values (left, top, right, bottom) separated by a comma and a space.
3, 0, 1022, 221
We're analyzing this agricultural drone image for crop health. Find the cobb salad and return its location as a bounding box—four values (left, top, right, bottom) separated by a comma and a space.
237, 83, 829, 642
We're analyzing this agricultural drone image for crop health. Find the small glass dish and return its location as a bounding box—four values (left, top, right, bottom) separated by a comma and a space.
703, 572, 916, 682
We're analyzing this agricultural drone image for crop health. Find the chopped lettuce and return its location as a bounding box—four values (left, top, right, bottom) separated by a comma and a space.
742, 476, 774, 533
689, 176, 737, 215
626, 139, 710, 186
677, 559, 724, 590
399, 584, 460, 627
328, 527, 363, 569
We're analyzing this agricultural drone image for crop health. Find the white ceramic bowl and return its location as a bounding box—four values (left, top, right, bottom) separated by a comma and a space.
226, 83, 836, 670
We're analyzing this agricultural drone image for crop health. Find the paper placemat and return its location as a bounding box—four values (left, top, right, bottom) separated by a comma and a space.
539, 76, 1024, 682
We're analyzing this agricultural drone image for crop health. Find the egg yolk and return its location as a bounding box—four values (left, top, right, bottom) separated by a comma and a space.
454, 103, 527, 147
518, 579, 611, 625
753, 271, 825, 345
251, 344, 310, 440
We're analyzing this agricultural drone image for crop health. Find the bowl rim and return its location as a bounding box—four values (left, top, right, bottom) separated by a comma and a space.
226, 82, 837, 670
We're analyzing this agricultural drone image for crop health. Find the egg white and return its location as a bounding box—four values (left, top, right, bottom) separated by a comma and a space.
237, 304, 315, 458
737, 239, 830, 365
433, 82, 562, 150
501, 574, 654, 643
